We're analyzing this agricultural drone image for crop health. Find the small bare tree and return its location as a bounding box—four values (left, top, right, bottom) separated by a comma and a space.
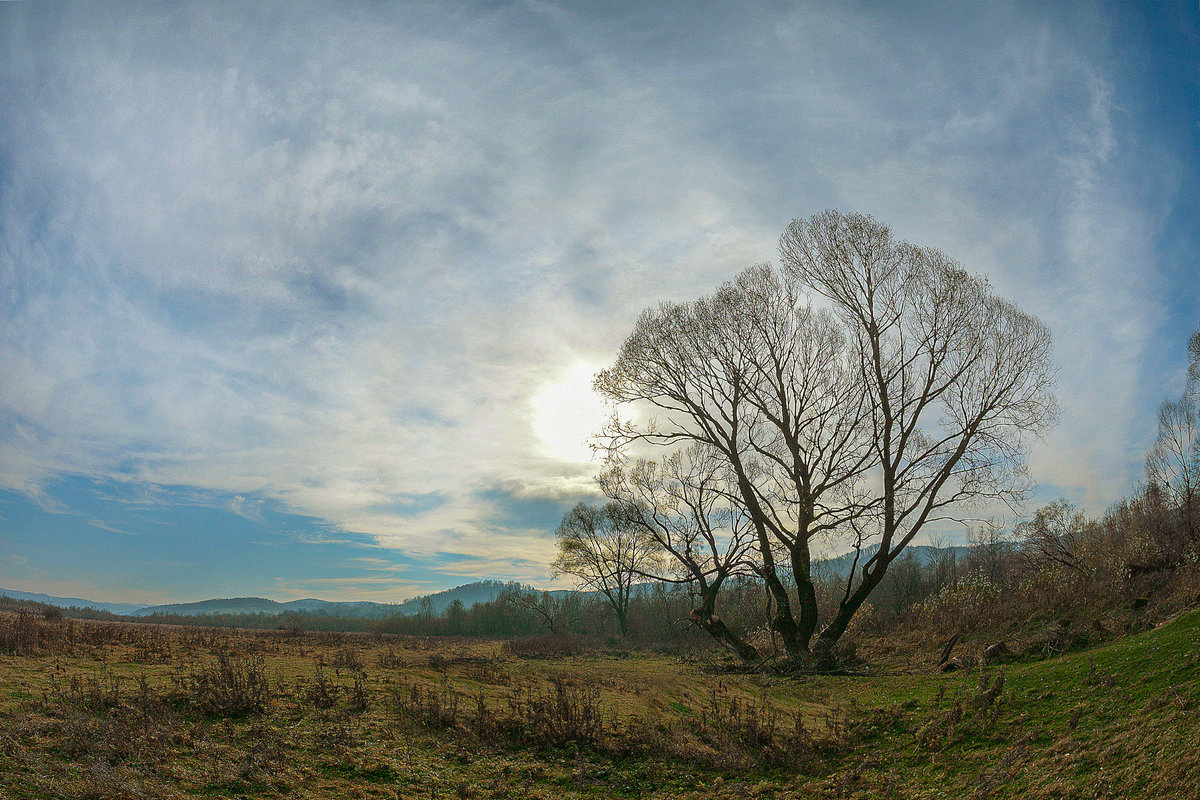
1146, 397, 1199, 545
966, 520, 1012, 585
599, 445, 761, 662
1146, 326, 1200, 547
552, 501, 659, 637
1014, 499, 1087, 574
506, 588, 584, 635
1188, 327, 1200, 396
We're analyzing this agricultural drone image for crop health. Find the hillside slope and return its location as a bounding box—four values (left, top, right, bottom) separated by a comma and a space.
822, 608, 1200, 798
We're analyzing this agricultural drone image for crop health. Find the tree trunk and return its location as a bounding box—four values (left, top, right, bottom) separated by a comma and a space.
790, 542, 819, 650
692, 591, 760, 664
814, 558, 888, 665
614, 602, 629, 637
701, 615, 760, 663
1185, 488, 1199, 545
759, 563, 805, 659
738, 471, 807, 659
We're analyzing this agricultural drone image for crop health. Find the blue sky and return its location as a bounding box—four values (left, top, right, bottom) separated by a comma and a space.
1, 1, 1197, 604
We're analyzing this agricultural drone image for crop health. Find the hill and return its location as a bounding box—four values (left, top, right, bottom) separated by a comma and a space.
813, 543, 977, 576
842, 606, 1200, 796
132, 580, 516, 618
0, 586, 148, 616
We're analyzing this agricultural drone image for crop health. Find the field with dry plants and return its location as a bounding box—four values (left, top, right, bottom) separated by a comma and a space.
2, 608, 1199, 799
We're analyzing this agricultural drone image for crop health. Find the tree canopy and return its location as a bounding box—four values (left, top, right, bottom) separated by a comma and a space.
585, 210, 1058, 665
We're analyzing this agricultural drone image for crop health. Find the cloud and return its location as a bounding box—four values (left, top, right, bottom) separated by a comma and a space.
87, 519, 140, 537
1, 3, 762, 562
0, 1, 1192, 592
740, 2, 1176, 513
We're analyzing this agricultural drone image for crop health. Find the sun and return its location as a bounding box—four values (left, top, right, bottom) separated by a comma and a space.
531, 362, 609, 463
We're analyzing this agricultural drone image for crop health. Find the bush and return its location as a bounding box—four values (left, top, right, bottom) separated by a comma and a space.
0, 610, 53, 655
913, 571, 1005, 633
168, 650, 271, 717
500, 633, 603, 659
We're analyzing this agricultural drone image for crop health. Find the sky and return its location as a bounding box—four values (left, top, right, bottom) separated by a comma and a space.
1, 1, 1197, 605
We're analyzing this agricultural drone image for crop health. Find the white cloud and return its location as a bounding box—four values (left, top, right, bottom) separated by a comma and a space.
0, 1, 1189, 586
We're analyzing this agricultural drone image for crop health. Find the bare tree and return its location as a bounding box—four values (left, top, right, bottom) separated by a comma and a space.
1145, 342, 1200, 546
552, 501, 659, 637
505, 587, 584, 635
596, 264, 874, 660
599, 445, 760, 662
966, 519, 1012, 585
1188, 327, 1200, 398
1014, 499, 1087, 573
594, 211, 1055, 665
779, 210, 1058, 660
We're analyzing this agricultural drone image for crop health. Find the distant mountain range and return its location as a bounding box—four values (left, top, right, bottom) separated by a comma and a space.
814, 544, 977, 577
0, 587, 149, 616
0, 545, 986, 620
129, 580, 514, 618
0, 580, 516, 619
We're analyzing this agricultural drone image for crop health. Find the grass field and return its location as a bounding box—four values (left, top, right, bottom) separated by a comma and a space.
1, 609, 1198, 799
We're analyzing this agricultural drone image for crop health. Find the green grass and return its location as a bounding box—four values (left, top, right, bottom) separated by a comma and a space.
811, 609, 1200, 798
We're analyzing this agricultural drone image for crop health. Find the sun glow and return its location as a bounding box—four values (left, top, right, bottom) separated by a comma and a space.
532, 363, 609, 464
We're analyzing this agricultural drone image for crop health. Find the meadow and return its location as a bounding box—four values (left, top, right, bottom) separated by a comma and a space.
2, 604, 1198, 799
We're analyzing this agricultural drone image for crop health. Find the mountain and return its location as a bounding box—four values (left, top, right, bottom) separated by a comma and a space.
132, 597, 349, 617
3, 547, 989, 621
132, 580, 516, 618
3, 547, 987, 621
0, 587, 149, 616
391, 580, 517, 615
2, 551, 982, 622
812, 544, 978, 577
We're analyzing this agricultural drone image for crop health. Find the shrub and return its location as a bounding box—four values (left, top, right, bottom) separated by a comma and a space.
303, 666, 341, 709
0, 610, 53, 655
331, 647, 364, 671
503, 674, 606, 745
168, 650, 271, 717
914, 571, 1005, 632
375, 647, 406, 669
500, 633, 602, 659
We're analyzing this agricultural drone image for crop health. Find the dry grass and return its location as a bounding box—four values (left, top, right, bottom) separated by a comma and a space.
0, 612, 831, 798
2, 608, 1199, 798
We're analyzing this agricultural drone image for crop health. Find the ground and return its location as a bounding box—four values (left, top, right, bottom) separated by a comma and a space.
1, 610, 1198, 799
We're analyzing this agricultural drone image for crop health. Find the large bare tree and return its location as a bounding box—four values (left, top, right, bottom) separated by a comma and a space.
779, 211, 1058, 659
596, 263, 875, 660
596, 211, 1056, 665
